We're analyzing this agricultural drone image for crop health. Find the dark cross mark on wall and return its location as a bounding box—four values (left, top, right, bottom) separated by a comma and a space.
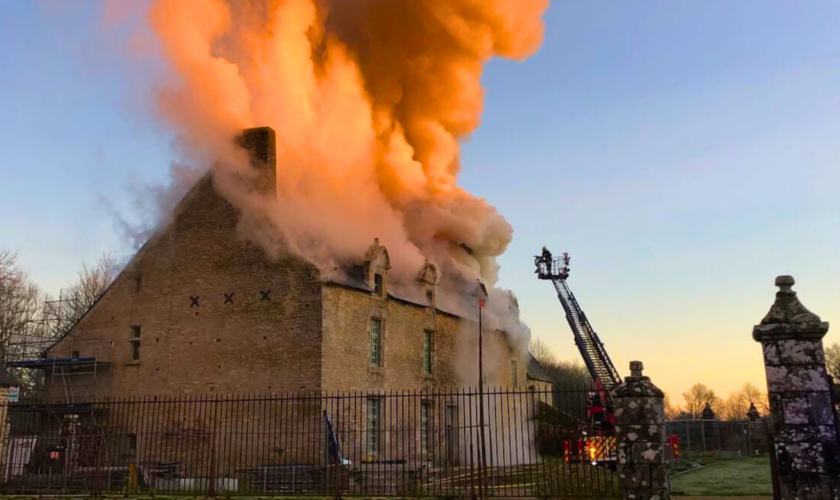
190, 296, 200, 308
260, 290, 271, 302
224, 293, 234, 305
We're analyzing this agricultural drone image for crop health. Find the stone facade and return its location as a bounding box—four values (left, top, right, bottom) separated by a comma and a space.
43, 127, 521, 401
612, 361, 670, 500
25, 127, 524, 473
753, 276, 840, 500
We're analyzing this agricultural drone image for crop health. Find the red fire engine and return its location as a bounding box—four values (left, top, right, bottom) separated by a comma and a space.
535, 248, 627, 466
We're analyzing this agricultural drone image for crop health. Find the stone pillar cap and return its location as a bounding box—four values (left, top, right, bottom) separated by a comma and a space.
775, 275, 794, 290
612, 360, 664, 398
753, 275, 828, 341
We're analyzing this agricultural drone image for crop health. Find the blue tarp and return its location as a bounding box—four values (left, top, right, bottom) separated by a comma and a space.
6, 357, 102, 369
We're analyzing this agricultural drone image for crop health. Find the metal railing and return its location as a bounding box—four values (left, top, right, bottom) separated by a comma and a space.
665, 419, 768, 461
0, 387, 619, 497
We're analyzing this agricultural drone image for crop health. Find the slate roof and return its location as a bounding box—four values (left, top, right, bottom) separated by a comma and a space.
526, 355, 554, 384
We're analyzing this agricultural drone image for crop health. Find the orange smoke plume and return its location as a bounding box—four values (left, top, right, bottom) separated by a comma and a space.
147, 0, 549, 294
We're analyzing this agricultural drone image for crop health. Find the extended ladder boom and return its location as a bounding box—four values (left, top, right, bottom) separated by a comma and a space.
535, 249, 622, 391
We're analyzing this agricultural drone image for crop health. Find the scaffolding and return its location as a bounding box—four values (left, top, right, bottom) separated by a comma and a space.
5, 290, 110, 403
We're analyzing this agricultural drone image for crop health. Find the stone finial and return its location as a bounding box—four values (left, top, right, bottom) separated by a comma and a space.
701, 402, 716, 420
417, 260, 438, 286
364, 238, 390, 270
613, 359, 663, 398
746, 402, 760, 421
775, 275, 794, 293
753, 275, 828, 341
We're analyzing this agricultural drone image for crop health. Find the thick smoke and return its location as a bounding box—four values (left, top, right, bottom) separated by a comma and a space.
144, 0, 548, 350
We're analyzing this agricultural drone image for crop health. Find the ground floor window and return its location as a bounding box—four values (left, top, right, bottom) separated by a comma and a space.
421, 402, 432, 456
366, 398, 381, 457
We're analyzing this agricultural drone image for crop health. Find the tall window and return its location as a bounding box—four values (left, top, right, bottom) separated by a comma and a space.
421, 402, 433, 456
374, 274, 384, 296
130, 326, 141, 362
510, 359, 519, 387
422, 330, 434, 375
366, 398, 381, 457
445, 405, 459, 466
126, 434, 137, 458
370, 318, 383, 367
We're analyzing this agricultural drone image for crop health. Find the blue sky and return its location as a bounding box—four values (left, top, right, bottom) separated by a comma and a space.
2, 1, 839, 400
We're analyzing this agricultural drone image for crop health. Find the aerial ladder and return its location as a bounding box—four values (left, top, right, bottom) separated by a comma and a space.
535, 247, 622, 463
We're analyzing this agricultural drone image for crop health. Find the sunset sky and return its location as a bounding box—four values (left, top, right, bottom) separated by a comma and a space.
2, 1, 840, 404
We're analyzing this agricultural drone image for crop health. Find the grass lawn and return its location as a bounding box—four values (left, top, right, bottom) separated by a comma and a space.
670, 455, 773, 496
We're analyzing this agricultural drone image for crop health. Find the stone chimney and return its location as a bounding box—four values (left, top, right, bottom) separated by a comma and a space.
237, 126, 277, 198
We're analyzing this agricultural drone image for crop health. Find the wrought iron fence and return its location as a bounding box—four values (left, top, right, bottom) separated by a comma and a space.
0, 387, 618, 497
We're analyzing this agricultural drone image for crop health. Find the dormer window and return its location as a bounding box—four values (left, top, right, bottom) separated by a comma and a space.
374, 274, 384, 296
363, 238, 390, 296
418, 261, 438, 309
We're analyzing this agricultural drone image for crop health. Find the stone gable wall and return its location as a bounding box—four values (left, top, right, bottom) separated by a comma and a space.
46, 176, 323, 399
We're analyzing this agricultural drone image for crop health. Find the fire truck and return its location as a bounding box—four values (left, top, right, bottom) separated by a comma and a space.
534, 248, 621, 466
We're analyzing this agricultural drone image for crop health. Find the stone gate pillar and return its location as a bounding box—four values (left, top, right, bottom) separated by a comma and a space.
612, 361, 670, 500
753, 276, 840, 499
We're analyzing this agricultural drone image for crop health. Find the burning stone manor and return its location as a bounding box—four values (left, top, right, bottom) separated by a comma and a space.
18, 127, 531, 401
1, 129, 553, 494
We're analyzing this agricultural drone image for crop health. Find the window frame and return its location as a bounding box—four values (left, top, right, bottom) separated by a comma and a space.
129, 325, 141, 362
374, 273, 384, 296
422, 330, 434, 376
366, 398, 382, 457
369, 317, 384, 367
123, 433, 137, 459
420, 401, 433, 457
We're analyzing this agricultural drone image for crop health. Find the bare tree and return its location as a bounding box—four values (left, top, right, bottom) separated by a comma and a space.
740, 382, 769, 414
55, 253, 118, 335
719, 382, 769, 420
0, 251, 118, 396
722, 390, 750, 421
529, 338, 556, 365
528, 337, 592, 387
0, 250, 41, 362
826, 342, 840, 382
548, 359, 593, 387
682, 383, 720, 419
664, 393, 682, 420
0, 250, 46, 393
